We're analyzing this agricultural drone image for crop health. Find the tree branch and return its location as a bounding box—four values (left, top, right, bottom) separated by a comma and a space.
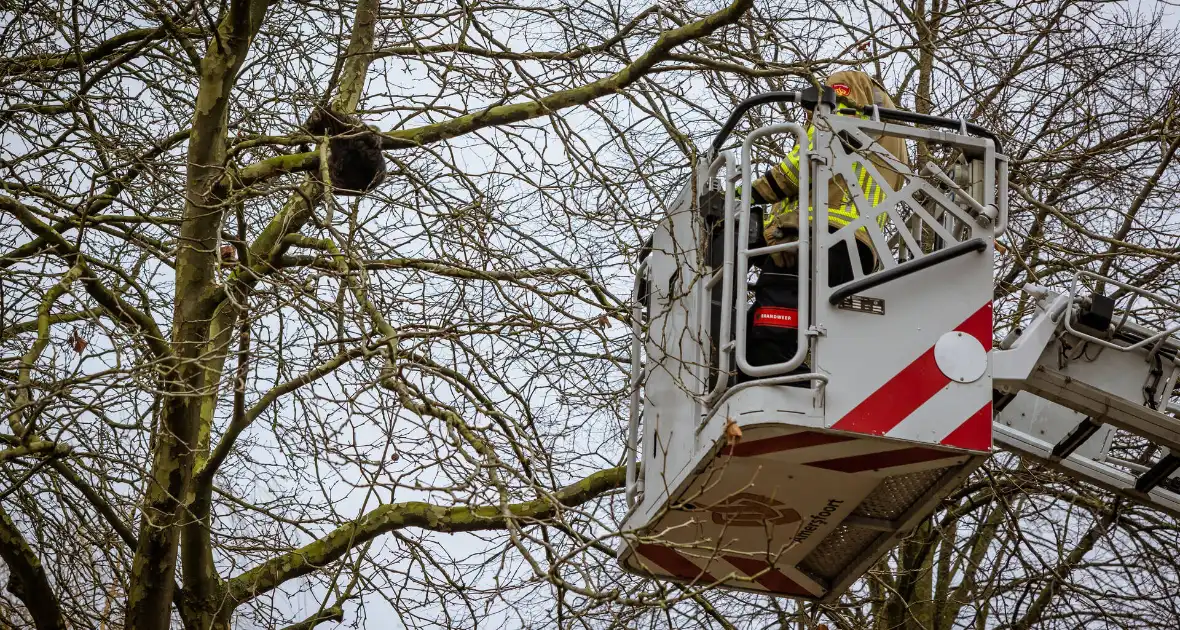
0, 309, 104, 342
2, 26, 201, 75
195, 341, 372, 485
0, 504, 65, 630
180, 3, 379, 627
382, 0, 753, 148
0, 194, 173, 362
1010, 505, 1119, 630
220, 0, 754, 186
279, 606, 344, 630
226, 466, 624, 604
9, 265, 82, 436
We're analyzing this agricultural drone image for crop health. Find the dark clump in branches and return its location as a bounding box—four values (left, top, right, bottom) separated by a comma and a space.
304, 105, 387, 196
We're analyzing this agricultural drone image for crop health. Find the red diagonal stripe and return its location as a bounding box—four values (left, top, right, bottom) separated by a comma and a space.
636, 544, 716, 583
829, 347, 945, 435
940, 401, 992, 451
723, 555, 812, 596
802, 446, 959, 473
724, 431, 856, 458
958, 302, 994, 351
831, 303, 992, 437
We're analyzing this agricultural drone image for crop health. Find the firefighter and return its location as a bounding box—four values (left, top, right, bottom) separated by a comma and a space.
742, 70, 910, 377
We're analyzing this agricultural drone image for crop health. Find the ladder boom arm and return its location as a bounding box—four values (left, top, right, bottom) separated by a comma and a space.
993, 277, 1180, 516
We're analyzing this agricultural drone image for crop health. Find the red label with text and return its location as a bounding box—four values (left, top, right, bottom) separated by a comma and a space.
754, 307, 798, 329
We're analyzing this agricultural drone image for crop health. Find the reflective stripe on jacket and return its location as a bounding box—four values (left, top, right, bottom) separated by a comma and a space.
754, 125, 892, 233
750, 70, 910, 253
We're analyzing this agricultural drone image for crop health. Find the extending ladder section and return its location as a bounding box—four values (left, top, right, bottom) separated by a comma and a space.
994, 274, 1180, 517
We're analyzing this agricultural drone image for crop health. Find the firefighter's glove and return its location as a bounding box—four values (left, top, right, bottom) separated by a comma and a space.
763, 217, 798, 268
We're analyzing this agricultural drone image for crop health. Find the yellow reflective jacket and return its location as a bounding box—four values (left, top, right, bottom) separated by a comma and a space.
751, 71, 910, 255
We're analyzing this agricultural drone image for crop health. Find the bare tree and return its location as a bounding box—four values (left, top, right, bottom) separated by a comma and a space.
1, 0, 1179, 628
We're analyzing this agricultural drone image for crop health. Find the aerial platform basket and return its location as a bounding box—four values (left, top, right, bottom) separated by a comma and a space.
618, 89, 1008, 601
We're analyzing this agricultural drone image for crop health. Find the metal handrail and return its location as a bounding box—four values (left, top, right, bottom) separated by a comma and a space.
1064, 270, 1180, 353
856, 104, 1005, 154
625, 257, 650, 507
996, 154, 1010, 237
698, 373, 829, 433
921, 163, 996, 226
703, 151, 737, 405
809, 110, 1003, 307
711, 89, 1005, 156
710, 91, 802, 155
828, 238, 988, 305
735, 122, 811, 378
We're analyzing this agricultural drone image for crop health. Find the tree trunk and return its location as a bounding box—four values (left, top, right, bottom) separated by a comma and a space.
123, 1, 272, 628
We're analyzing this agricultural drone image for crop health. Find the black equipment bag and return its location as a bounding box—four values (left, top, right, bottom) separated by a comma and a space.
746, 272, 802, 369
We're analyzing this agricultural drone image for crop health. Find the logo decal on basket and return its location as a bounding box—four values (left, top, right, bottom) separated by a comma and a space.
704, 492, 802, 528
754, 306, 798, 328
